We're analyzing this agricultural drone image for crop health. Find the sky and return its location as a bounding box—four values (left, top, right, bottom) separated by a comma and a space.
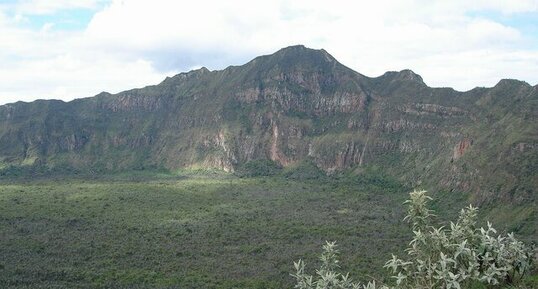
0, 0, 537, 105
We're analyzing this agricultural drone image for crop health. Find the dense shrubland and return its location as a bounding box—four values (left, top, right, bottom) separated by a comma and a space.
234, 159, 282, 177
1, 172, 534, 288
234, 159, 328, 180
0, 174, 409, 288
292, 190, 535, 289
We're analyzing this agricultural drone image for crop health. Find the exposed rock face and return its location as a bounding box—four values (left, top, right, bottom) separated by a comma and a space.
453, 138, 473, 160
0, 45, 536, 203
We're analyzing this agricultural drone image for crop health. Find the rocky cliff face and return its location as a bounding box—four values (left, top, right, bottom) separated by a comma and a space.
0, 45, 536, 204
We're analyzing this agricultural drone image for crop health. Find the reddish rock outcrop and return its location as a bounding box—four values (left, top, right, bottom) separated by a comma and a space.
453, 138, 473, 160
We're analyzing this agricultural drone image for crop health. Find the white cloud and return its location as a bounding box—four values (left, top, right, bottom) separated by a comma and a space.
0, 54, 168, 104
0, 0, 538, 105
0, 7, 169, 105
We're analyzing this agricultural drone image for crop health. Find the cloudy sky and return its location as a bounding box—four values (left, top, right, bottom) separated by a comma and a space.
0, 0, 537, 105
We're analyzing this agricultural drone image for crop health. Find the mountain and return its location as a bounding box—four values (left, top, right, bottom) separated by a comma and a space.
1, 45, 537, 204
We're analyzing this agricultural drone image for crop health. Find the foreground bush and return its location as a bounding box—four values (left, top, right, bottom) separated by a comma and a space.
292, 190, 534, 289
292, 241, 389, 289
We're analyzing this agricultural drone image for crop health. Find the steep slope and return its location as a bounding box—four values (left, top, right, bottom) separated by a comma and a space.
0, 45, 536, 206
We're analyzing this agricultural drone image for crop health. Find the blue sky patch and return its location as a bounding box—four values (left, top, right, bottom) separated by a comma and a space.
467, 10, 538, 48
2, 0, 111, 31
17, 9, 97, 30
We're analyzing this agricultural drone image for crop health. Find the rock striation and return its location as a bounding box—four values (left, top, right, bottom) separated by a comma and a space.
0, 45, 536, 203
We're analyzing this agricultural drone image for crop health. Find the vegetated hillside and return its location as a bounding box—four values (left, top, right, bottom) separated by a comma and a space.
0, 45, 536, 205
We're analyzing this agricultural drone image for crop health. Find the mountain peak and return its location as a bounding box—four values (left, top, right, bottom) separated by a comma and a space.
273, 45, 336, 62
494, 78, 530, 88
182, 66, 210, 76
398, 69, 423, 82
380, 69, 424, 83
164, 66, 211, 84
278, 44, 308, 51
243, 45, 347, 76
0, 45, 536, 210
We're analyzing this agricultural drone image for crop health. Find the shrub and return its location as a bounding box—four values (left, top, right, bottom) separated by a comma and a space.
283, 160, 326, 180
292, 190, 535, 289
385, 190, 534, 289
235, 159, 282, 177
292, 241, 388, 289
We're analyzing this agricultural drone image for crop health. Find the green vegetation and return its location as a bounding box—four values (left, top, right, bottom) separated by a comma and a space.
0, 171, 535, 288
0, 46, 535, 288
0, 45, 536, 208
292, 190, 536, 289
293, 241, 387, 289
283, 160, 327, 180
1, 171, 411, 288
235, 159, 282, 177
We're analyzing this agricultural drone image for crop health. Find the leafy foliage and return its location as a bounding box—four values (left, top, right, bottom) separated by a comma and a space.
292, 242, 388, 289
294, 190, 535, 289
386, 190, 534, 289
